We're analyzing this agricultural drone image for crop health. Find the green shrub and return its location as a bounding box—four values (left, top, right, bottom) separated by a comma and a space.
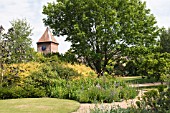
0, 86, 24, 99
0, 76, 137, 103
0, 60, 137, 103
157, 84, 166, 92
60, 77, 137, 103
0, 85, 46, 99
50, 62, 82, 79
22, 85, 46, 98
23, 64, 59, 97
135, 87, 170, 113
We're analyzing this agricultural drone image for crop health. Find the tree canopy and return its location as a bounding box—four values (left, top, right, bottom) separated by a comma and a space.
43, 0, 159, 76
160, 28, 170, 53
0, 19, 33, 64
0, 19, 33, 84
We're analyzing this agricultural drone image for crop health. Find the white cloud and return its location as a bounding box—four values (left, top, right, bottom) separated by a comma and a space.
0, 0, 71, 54
144, 0, 170, 28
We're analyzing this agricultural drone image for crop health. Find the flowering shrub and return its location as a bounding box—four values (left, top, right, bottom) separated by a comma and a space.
2, 62, 42, 86
0, 58, 137, 102
64, 63, 97, 78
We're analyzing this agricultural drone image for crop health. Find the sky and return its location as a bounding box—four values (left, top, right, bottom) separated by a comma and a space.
0, 0, 170, 53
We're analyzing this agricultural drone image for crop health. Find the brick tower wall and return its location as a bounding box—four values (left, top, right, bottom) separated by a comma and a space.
37, 42, 51, 54
37, 42, 58, 54
51, 42, 58, 53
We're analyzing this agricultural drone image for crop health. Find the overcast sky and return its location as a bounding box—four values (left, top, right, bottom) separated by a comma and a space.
0, 0, 170, 53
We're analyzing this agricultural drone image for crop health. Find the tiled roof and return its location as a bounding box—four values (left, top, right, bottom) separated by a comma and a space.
37, 27, 58, 44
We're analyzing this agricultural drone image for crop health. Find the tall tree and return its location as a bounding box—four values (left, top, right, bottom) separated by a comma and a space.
0, 25, 5, 85
3, 19, 33, 63
0, 19, 33, 84
43, 0, 159, 76
160, 28, 170, 53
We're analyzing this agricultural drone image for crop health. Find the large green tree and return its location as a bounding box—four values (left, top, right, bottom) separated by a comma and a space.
43, 0, 159, 76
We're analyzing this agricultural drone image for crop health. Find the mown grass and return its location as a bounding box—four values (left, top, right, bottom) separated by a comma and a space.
0, 98, 80, 113
116, 76, 159, 84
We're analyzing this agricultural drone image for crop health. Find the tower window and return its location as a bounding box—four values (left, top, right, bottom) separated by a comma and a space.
42, 45, 46, 51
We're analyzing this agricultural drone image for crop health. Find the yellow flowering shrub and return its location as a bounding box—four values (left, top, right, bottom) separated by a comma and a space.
64, 63, 97, 78
2, 61, 97, 86
4, 62, 42, 84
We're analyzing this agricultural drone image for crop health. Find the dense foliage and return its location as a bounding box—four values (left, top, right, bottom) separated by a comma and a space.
160, 28, 170, 53
0, 77, 137, 103
0, 19, 33, 64
0, 56, 137, 103
124, 53, 170, 81
43, 0, 159, 77
0, 19, 34, 86
91, 85, 170, 113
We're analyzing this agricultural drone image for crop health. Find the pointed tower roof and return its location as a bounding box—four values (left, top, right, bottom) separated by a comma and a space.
37, 27, 58, 44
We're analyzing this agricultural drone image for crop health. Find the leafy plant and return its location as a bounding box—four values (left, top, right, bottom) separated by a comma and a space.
136, 87, 170, 113
0, 19, 33, 86
43, 0, 159, 77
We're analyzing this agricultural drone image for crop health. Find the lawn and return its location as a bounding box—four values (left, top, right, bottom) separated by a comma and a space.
0, 98, 80, 113
116, 76, 159, 84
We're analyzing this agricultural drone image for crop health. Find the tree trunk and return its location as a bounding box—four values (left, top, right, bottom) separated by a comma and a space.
94, 60, 102, 78
0, 63, 4, 86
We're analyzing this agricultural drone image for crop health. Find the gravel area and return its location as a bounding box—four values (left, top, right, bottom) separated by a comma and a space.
72, 82, 164, 113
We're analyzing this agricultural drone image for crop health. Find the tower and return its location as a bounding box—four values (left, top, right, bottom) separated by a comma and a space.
37, 27, 59, 54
